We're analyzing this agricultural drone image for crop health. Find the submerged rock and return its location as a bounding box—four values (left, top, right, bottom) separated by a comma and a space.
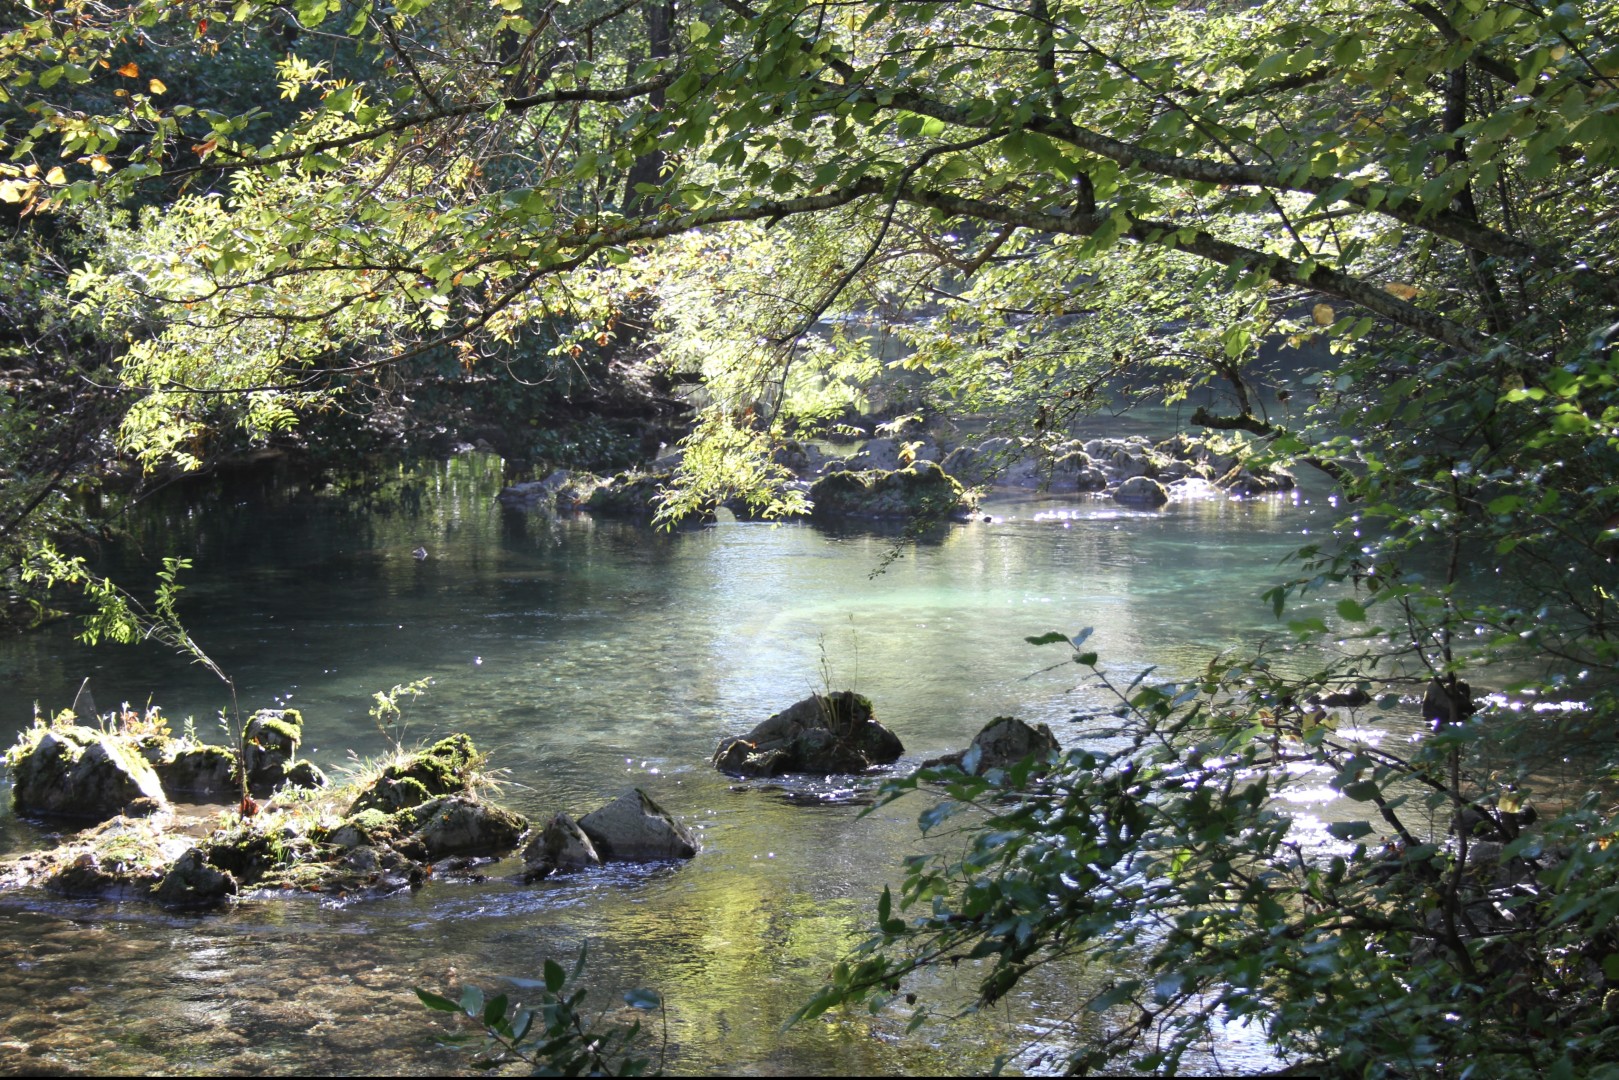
923, 716, 1061, 776
6, 725, 169, 822
577, 789, 699, 861
713, 691, 905, 778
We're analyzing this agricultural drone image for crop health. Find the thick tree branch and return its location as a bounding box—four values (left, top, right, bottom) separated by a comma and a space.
802, 80, 1574, 276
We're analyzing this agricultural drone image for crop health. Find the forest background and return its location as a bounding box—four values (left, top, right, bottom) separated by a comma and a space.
3, 0, 1619, 1074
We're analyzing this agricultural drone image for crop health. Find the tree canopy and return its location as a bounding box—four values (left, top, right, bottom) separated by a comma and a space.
6, 0, 1619, 1072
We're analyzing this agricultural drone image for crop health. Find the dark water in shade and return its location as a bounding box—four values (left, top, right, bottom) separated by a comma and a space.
0, 451, 1354, 1075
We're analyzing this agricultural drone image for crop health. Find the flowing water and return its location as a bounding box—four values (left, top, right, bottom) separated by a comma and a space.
0, 448, 1359, 1075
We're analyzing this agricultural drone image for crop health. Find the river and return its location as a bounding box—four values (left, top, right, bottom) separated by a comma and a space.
0, 446, 1351, 1075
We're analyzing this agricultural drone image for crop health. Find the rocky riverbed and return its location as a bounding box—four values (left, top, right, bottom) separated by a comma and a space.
496, 431, 1296, 520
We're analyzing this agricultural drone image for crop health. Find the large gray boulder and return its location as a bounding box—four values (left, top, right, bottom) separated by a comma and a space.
845, 437, 904, 471
577, 790, 699, 861
498, 469, 574, 508
712, 691, 904, 777
6, 725, 168, 821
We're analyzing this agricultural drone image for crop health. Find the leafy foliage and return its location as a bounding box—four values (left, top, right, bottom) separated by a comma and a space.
418, 948, 665, 1076
798, 641, 1619, 1076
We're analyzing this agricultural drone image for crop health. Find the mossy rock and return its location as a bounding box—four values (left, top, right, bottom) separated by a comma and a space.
583, 471, 666, 518
243, 709, 317, 797
809, 461, 972, 521
347, 733, 479, 816
6, 724, 169, 822
409, 796, 528, 859
0, 726, 532, 905
47, 853, 166, 900
325, 807, 399, 850
245, 709, 303, 754
15, 815, 189, 902
202, 822, 301, 881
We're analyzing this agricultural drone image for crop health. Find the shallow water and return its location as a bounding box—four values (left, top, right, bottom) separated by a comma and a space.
0, 452, 1355, 1075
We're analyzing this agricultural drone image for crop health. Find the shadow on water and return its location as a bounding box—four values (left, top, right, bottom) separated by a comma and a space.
0, 451, 1338, 1074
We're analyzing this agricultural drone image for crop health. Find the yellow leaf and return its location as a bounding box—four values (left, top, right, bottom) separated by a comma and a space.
1382, 282, 1420, 300
45, 166, 66, 185
0, 180, 26, 203
89, 154, 112, 174
1312, 303, 1335, 326
149, 78, 167, 95
117, 62, 139, 78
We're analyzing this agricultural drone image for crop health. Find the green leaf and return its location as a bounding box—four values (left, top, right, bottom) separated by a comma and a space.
1326, 821, 1374, 840
482, 993, 508, 1027
1025, 632, 1069, 645
1087, 980, 1140, 1013
1340, 780, 1380, 801
544, 958, 567, 994
1336, 598, 1367, 621
416, 989, 460, 1013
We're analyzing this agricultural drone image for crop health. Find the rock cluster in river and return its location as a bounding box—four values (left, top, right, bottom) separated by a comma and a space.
522, 790, 700, 880
3, 708, 329, 823
1, 719, 700, 909
496, 429, 1295, 522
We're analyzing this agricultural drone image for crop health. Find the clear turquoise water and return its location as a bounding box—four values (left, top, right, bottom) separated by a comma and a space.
0, 452, 1348, 1075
